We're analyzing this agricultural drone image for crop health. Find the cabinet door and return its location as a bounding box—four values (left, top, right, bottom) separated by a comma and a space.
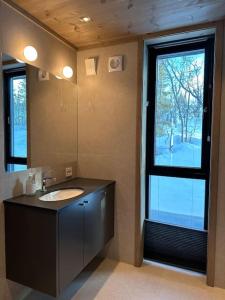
83, 191, 104, 266
58, 200, 84, 292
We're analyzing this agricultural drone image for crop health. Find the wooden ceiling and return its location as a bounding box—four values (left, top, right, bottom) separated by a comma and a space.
9, 0, 225, 48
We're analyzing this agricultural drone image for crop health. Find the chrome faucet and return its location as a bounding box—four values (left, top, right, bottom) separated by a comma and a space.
42, 176, 56, 192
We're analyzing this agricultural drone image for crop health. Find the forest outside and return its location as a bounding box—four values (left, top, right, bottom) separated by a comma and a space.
150, 50, 206, 230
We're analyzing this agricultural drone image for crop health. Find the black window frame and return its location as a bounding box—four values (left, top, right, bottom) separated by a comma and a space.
3, 67, 27, 170
145, 36, 215, 230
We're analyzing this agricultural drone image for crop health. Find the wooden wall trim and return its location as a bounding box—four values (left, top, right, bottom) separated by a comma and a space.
134, 38, 144, 267
1, 0, 77, 51
78, 22, 221, 51
142, 21, 218, 41
78, 36, 140, 51
207, 20, 224, 287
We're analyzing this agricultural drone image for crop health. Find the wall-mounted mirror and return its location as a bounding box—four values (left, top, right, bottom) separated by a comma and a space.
2, 53, 78, 174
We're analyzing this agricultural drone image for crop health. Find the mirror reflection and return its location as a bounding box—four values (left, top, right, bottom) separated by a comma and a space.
2, 53, 78, 173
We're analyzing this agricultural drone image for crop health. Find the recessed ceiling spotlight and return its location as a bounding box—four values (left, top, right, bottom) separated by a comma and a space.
80, 16, 91, 23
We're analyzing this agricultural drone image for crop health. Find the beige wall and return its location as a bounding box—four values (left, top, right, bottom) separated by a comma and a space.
77, 35, 225, 290
77, 42, 138, 264
28, 65, 78, 175
0, 2, 77, 299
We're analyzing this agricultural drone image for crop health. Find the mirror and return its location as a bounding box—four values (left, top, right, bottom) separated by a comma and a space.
2, 53, 78, 174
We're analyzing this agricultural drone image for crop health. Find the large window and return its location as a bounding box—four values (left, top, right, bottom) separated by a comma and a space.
146, 38, 214, 230
4, 68, 27, 171
154, 50, 205, 169
145, 36, 214, 272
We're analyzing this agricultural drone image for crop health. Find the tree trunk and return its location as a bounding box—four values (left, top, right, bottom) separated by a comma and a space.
185, 93, 191, 142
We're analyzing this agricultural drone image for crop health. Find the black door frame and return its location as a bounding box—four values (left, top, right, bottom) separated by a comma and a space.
145, 36, 215, 230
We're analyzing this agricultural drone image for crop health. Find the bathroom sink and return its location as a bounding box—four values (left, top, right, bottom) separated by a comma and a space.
39, 188, 84, 201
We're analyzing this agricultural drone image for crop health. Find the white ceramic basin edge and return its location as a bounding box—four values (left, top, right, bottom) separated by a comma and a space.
39, 188, 84, 201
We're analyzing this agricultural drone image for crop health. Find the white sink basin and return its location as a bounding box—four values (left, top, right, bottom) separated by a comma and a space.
39, 189, 84, 201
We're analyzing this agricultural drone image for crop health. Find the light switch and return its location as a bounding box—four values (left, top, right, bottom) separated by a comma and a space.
85, 58, 97, 75
65, 167, 73, 177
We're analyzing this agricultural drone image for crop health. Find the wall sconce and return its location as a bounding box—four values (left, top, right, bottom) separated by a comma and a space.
23, 46, 38, 62
63, 66, 73, 78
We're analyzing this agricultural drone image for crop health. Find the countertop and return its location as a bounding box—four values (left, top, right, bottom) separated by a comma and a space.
4, 177, 115, 211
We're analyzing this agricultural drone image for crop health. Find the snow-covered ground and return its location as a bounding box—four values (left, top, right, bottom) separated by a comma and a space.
13, 125, 27, 157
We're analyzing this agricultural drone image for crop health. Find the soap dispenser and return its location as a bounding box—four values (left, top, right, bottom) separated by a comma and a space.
25, 173, 36, 196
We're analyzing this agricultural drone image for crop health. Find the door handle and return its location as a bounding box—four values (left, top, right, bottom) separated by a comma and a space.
78, 203, 84, 206
84, 200, 89, 204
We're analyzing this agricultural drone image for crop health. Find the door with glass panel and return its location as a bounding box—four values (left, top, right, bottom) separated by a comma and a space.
145, 37, 214, 272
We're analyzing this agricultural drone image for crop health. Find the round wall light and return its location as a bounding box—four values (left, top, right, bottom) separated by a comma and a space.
23, 46, 38, 62
63, 66, 73, 78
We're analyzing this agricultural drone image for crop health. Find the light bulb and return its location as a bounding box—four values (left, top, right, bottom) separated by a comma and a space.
63, 66, 73, 78
23, 46, 38, 62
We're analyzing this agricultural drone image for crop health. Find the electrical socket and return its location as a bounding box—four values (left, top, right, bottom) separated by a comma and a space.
65, 167, 72, 178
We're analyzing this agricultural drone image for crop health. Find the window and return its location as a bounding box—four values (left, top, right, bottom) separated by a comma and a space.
4, 68, 27, 171
144, 37, 214, 272
154, 50, 205, 169
149, 176, 206, 229
146, 39, 214, 230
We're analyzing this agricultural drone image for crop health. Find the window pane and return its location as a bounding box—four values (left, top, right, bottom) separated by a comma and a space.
149, 175, 205, 230
10, 75, 27, 158
154, 50, 205, 168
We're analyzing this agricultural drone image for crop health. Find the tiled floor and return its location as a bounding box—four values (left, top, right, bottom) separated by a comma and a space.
25, 259, 225, 300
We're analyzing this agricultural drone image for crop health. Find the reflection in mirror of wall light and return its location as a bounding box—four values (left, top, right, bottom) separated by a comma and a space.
63, 66, 73, 78
23, 46, 38, 62
16, 58, 24, 63
79, 16, 91, 22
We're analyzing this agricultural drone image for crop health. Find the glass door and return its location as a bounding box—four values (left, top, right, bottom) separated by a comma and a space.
145, 37, 214, 272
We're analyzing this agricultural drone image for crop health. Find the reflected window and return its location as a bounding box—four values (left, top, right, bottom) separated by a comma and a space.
4, 67, 27, 171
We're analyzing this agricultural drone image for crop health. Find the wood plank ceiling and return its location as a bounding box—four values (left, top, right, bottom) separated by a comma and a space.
9, 0, 225, 48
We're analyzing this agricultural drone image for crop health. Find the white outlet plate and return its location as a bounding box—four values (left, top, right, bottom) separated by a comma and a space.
65, 167, 72, 177
108, 56, 123, 72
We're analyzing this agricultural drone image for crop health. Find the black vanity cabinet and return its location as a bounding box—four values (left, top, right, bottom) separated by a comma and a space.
58, 198, 84, 293
83, 191, 103, 266
4, 181, 115, 297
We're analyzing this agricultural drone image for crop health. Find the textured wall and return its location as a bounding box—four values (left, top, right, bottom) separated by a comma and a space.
28, 65, 78, 171
0, 2, 77, 299
77, 42, 138, 264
